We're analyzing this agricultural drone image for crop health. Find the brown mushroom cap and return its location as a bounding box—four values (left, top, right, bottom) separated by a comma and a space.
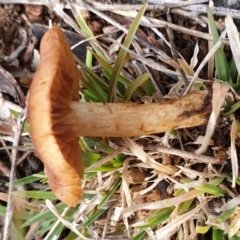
28, 26, 83, 207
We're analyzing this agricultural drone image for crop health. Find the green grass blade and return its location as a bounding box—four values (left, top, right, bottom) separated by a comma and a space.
207, 7, 232, 84
103, 70, 125, 98
229, 58, 238, 83
82, 152, 100, 167
208, 177, 224, 186
123, 73, 151, 102
94, 53, 144, 97
83, 208, 107, 228
107, 3, 148, 102
216, 208, 235, 223
12, 191, 57, 199
86, 48, 93, 68
70, 5, 105, 59
44, 223, 64, 240
196, 226, 211, 234
80, 69, 107, 102
71, 6, 93, 38
0, 205, 6, 216
131, 230, 146, 240
11, 110, 30, 133
21, 204, 66, 227
74, 55, 109, 91
229, 236, 240, 240
212, 228, 224, 240
178, 199, 194, 215
93, 163, 121, 172
143, 78, 155, 96
195, 184, 226, 196
97, 177, 122, 209
225, 102, 240, 115
137, 207, 174, 229
37, 221, 56, 234
225, 174, 240, 186
13, 175, 43, 186
0, 205, 33, 221
236, 74, 240, 90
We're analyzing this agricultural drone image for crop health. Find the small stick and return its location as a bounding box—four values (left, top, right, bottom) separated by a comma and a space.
0, 0, 209, 10
149, 145, 225, 165
3, 110, 26, 240
182, 4, 240, 19
143, 17, 229, 45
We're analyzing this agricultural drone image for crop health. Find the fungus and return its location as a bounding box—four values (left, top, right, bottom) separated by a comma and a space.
28, 26, 83, 207
28, 27, 211, 206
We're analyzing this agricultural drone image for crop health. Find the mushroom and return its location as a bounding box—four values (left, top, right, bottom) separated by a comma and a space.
28, 26, 211, 206
28, 26, 83, 207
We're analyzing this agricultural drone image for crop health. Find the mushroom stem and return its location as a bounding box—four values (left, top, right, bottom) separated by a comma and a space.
70, 90, 211, 137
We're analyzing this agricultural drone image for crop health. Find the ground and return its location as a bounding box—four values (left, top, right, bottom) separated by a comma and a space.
0, 1, 240, 240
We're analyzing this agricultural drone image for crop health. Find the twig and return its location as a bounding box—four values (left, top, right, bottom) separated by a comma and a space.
143, 17, 229, 45
148, 145, 225, 165
85, 0, 209, 8
182, 4, 240, 19
83, 0, 209, 10
0, 0, 209, 10
2, 109, 26, 240
2, 0, 240, 19
147, 0, 209, 8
